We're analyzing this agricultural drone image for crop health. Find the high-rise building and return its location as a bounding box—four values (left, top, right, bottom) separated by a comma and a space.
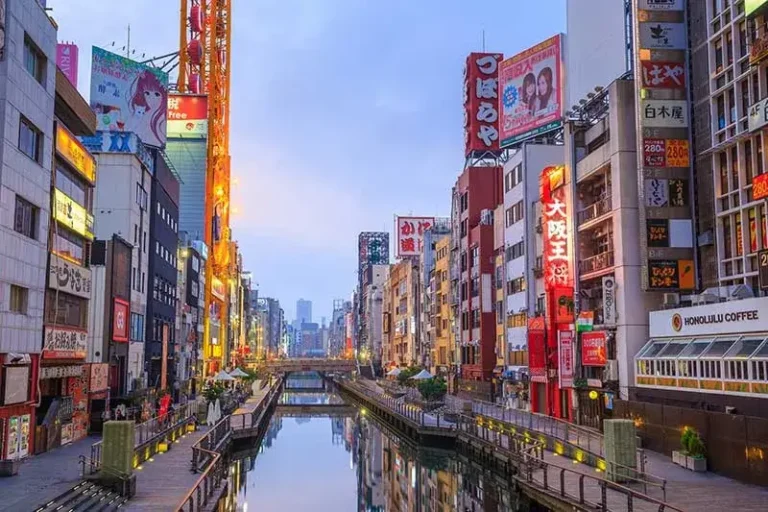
0, 1, 57, 460
296, 298, 312, 325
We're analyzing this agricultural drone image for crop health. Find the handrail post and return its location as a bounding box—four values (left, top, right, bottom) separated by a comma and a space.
579, 475, 585, 504
559, 468, 566, 496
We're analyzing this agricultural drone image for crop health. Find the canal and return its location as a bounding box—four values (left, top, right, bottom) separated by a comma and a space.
217, 374, 551, 511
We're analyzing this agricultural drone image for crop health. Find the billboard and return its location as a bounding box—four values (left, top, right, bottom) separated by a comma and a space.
43, 326, 87, 359
48, 254, 92, 299
540, 166, 571, 290
642, 139, 689, 168
167, 94, 208, 138
581, 331, 607, 366
499, 34, 564, 148
747, 0, 768, 16
112, 298, 129, 342
640, 61, 685, 89
90, 46, 169, 148
753, 173, 768, 201
395, 216, 434, 258
56, 43, 79, 87
558, 330, 574, 388
464, 52, 503, 155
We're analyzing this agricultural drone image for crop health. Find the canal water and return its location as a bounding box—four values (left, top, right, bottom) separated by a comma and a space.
219, 375, 550, 511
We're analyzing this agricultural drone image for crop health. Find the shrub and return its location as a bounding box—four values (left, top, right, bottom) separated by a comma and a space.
203, 382, 225, 404
417, 377, 447, 402
397, 366, 421, 386
681, 426, 706, 459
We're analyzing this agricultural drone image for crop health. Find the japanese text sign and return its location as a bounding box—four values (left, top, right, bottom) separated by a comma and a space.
581, 331, 607, 366
167, 94, 208, 138
48, 254, 92, 299
90, 46, 169, 148
648, 259, 694, 290
540, 166, 571, 290
43, 326, 87, 359
641, 100, 688, 127
464, 52, 503, 155
113, 298, 129, 342
54, 189, 94, 240
56, 124, 96, 183
396, 216, 434, 258
638, 23, 687, 50
499, 34, 564, 148
89, 363, 109, 392
638, 0, 684, 10
640, 61, 686, 89
558, 329, 574, 388
749, 98, 768, 133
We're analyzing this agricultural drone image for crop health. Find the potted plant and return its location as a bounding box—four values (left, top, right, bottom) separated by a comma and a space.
673, 426, 707, 472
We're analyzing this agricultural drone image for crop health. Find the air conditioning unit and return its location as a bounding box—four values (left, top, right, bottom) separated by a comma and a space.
535, 219, 543, 234
604, 359, 619, 382
663, 293, 680, 307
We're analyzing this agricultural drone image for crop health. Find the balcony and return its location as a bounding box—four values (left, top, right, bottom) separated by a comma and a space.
579, 250, 615, 275
577, 195, 612, 227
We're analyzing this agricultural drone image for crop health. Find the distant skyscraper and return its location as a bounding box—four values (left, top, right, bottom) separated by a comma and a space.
296, 298, 312, 325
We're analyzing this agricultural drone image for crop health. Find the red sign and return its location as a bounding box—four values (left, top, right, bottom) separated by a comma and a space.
113, 298, 129, 342
643, 138, 666, 167
56, 43, 79, 87
753, 173, 768, 201
554, 286, 575, 324
640, 61, 686, 89
396, 216, 434, 258
582, 331, 608, 366
643, 138, 689, 168
527, 318, 547, 382
540, 166, 571, 290
464, 52, 503, 156
167, 94, 208, 137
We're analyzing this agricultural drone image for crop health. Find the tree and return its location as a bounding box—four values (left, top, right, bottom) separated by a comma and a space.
203, 382, 225, 404
417, 377, 447, 402
396, 366, 421, 386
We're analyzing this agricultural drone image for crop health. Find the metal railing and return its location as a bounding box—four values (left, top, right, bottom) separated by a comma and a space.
580, 250, 615, 274
229, 383, 282, 432
577, 195, 612, 225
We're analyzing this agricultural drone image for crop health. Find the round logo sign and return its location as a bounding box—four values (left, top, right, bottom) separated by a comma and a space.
672, 313, 683, 332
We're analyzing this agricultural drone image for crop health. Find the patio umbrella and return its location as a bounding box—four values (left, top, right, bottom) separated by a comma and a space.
386, 368, 402, 377
213, 370, 236, 381
214, 399, 222, 422
206, 401, 215, 426
411, 369, 433, 380
229, 368, 248, 378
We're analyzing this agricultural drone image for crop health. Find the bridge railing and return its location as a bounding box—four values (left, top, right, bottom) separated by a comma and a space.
230, 381, 282, 432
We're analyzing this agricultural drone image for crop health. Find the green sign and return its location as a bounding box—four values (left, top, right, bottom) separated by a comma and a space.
747, 0, 768, 16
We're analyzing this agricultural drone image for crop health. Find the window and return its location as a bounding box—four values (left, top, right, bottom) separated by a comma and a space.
506, 277, 526, 295
506, 241, 524, 261
19, 116, 42, 162
471, 309, 481, 328
55, 165, 88, 208
14, 196, 37, 239
470, 246, 479, 267
10, 285, 28, 314
505, 200, 524, 227
496, 301, 503, 324
470, 277, 479, 297
504, 164, 523, 192
130, 313, 145, 342
53, 230, 85, 264
460, 193, 468, 212
507, 313, 526, 328
24, 35, 46, 84
135, 183, 148, 210
45, 290, 87, 328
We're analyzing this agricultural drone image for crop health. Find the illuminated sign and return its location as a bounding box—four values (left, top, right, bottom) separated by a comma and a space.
746, 0, 768, 16
167, 94, 208, 138
648, 259, 695, 290
581, 331, 607, 366
753, 173, 768, 201
113, 299, 129, 342
541, 167, 571, 289
53, 189, 94, 240
640, 61, 686, 89
211, 276, 226, 301
48, 254, 92, 299
56, 124, 96, 183
395, 216, 434, 258
464, 52, 503, 155
43, 326, 87, 359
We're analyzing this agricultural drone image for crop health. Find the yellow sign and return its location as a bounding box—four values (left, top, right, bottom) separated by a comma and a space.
211, 276, 226, 301
56, 125, 96, 184
54, 189, 94, 240
665, 139, 689, 168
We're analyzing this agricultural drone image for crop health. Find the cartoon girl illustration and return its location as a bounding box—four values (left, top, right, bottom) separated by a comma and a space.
521, 72, 537, 116
127, 70, 167, 147
535, 67, 554, 111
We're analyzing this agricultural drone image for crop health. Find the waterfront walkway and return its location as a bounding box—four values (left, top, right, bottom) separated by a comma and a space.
122, 426, 210, 512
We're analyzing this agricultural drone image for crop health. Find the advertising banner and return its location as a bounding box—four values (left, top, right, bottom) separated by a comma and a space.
167, 94, 208, 138
464, 52, 503, 155
56, 43, 79, 87
90, 46, 169, 148
56, 124, 96, 183
581, 331, 607, 366
753, 173, 768, 201
499, 34, 563, 147
645, 178, 688, 207
640, 61, 686, 89
638, 23, 687, 50
648, 259, 695, 290
395, 216, 434, 258
527, 317, 547, 383
48, 254, 92, 299
558, 329, 574, 388
53, 189, 94, 240
641, 100, 688, 127
43, 327, 86, 359
747, 0, 768, 16
638, 0, 684, 10
113, 298, 129, 342
211, 276, 226, 301
88, 363, 109, 392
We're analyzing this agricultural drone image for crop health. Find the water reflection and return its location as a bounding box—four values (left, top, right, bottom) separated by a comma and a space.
221, 390, 549, 512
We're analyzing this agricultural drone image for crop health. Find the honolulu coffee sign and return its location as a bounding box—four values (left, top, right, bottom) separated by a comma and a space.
651, 297, 768, 337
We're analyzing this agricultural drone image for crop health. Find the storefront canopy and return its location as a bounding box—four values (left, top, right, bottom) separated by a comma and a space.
636, 335, 768, 363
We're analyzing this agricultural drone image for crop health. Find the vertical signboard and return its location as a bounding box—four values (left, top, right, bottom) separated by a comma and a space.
56, 43, 79, 87
90, 47, 169, 148
167, 94, 208, 138
464, 52, 503, 156
634, 0, 696, 291
499, 34, 564, 147
395, 216, 434, 258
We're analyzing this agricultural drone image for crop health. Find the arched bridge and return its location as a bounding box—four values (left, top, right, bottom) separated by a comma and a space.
263, 358, 356, 374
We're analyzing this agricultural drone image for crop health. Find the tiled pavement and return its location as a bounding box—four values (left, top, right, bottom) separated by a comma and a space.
0, 436, 98, 512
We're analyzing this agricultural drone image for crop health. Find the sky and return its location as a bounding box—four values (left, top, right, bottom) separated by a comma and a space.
48, 0, 565, 321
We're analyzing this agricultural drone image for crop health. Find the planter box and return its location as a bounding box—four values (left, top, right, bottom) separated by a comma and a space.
672, 450, 686, 466
0, 459, 22, 477
685, 455, 707, 472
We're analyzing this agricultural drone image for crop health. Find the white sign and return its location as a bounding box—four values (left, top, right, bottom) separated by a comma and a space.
649, 296, 768, 337
602, 276, 616, 327
43, 327, 88, 359
39, 364, 84, 380
638, 0, 684, 10
639, 23, 687, 50
749, 98, 768, 133
641, 100, 688, 128
558, 329, 574, 388
48, 254, 92, 299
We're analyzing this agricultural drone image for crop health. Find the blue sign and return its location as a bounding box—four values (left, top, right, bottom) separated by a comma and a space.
80, 131, 155, 175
